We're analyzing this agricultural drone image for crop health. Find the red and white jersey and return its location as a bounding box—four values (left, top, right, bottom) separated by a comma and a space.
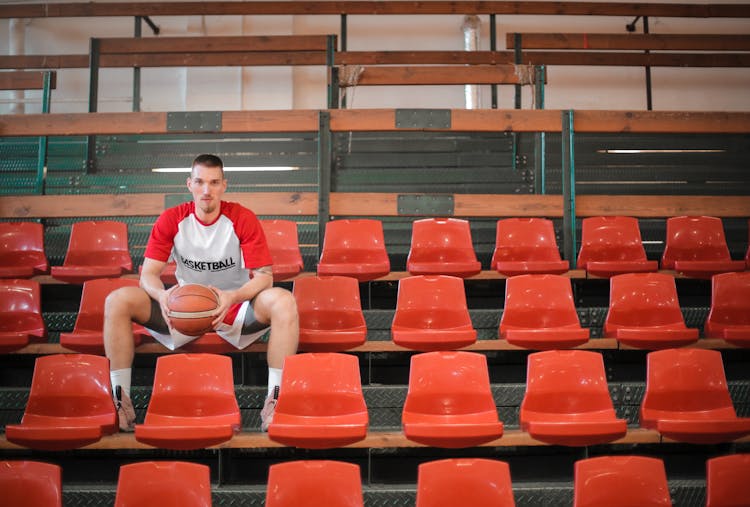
145, 201, 272, 290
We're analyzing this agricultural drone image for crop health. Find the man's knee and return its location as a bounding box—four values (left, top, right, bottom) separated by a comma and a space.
104, 286, 150, 322
257, 288, 298, 323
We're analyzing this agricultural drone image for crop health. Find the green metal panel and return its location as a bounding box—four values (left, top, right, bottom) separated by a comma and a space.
395, 109, 451, 129
166, 111, 222, 132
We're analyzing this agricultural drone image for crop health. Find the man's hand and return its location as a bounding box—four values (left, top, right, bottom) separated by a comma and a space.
210, 286, 236, 328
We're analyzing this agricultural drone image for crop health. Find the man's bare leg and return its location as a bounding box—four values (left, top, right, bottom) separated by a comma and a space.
103, 286, 153, 431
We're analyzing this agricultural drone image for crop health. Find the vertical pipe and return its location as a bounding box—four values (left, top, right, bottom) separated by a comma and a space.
340, 15, 347, 108
490, 14, 497, 109
87, 38, 100, 173
35, 71, 52, 195
317, 111, 332, 260
534, 65, 546, 194
643, 16, 653, 111
133, 16, 142, 112
514, 33, 522, 109
326, 35, 338, 109
461, 15, 481, 109
562, 110, 576, 262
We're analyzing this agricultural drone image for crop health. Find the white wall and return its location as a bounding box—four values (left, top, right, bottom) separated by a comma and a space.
1, 0, 749, 114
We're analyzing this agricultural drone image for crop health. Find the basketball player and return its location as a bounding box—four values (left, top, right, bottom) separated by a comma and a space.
103, 154, 298, 432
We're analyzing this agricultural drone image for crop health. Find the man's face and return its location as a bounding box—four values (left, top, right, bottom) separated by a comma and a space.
187, 163, 227, 216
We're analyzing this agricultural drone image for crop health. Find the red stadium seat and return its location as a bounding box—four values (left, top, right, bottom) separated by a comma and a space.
138, 261, 177, 285
604, 273, 699, 349
491, 218, 568, 276
520, 350, 627, 446
573, 456, 672, 507
407, 218, 481, 277
317, 219, 390, 281
640, 349, 750, 444
392, 275, 476, 351
269, 353, 368, 448
576, 216, 657, 277
499, 274, 589, 349
704, 271, 750, 347
5, 354, 117, 450
402, 351, 503, 448
51, 220, 133, 283
0, 222, 48, 278
114, 461, 211, 507
266, 460, 364, 507
0, 279, 46, 353
746, 218, 749, 268
261, 219, 304, 281
135, 354, 240, 450
60, 278, 148, 354
0, 460, 62, 507
706, 454, 750, 507
661, 216, 745, 279
416, 458, 516, 507
293, 275, 367, 352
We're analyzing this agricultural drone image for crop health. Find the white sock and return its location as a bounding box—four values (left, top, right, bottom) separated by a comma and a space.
267, 367, 282, 398
110, 368, 132, 399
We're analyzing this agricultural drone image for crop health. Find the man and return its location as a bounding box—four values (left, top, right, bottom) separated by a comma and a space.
103, 154, 298, 432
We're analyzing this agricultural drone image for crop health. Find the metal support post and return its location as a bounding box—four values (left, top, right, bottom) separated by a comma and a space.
326, 35, 339, 109
534, 65, 546, 194
133, 16, 142, 112
317, 111, 332, 259
561, 110, 577, 262
87, 38, 100, 173
643, 16, 653, 110
514, 33, 522, 109
35, 71, 52, 194
340, 15, 348, 108
490, 14, 497, 109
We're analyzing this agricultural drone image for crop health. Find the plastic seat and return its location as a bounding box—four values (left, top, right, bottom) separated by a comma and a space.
135, 353, 240, 450
402, 351, 503, 448
661, 216, 745, 279
0, 279, 46, 353
706, 454, 750, 507
293, 276, 367, 352
60, 278, 149, 354
604, 273, 699, 349
574, 456, 672, 507
0, 222, 48, 278
317, 219, 390, 281
492, 218, 569, 276
576, 216, 658, 277
51, 220, 133, 283
416, 458, 516, 507
266, 460, 364, 507
640, 349, 750, 444
392, 275, 477, 351
114, 461, 212, 507
406, 218, 481, 277
138, 260, 177, 285
704, 272, 750, 347
5, 354, 117, 450
0, 461, 62, 507
268, 353, 368, 448
261, 219, 304, 281
520, 350, 627, 446
499, 274, 589, 349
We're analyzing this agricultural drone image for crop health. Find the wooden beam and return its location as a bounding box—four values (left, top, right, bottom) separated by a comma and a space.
97, 35, 332, 54
0, 70, 56, 90
100, 52, 329, 68
573, 111, 750, 134
577, 195, 750, 218
508, 33, 750, 51
341, 65, 536, 86
328, 109, 562, 132
2, 2, 749, 19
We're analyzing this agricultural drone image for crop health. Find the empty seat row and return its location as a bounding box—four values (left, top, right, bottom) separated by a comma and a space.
2, 216, 748, 283
6, 349, 749, 451
3, 271, 749, 354
3, 454, 749, 506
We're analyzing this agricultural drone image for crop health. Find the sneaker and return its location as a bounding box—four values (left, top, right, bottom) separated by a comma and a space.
115, 385, 135, 432
261, 386, 279, 432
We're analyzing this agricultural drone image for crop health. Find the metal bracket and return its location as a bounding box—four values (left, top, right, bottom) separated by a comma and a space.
395, 109, 451, 129
164, 194, 192, 209
166, 111, 222, 132
397, 194, 454, 216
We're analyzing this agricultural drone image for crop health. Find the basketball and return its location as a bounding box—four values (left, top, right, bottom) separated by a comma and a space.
167, 284, 219, 336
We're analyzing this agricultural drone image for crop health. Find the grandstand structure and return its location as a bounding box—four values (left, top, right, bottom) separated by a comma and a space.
0, 2, 749, 505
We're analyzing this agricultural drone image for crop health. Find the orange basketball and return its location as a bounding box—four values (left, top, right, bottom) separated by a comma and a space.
167, 284, 219, 336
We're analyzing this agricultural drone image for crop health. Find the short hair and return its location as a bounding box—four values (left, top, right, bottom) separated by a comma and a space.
191, 154, 224, 178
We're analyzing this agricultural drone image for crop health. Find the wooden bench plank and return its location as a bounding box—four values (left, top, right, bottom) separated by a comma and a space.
573, 110, 750, 134
576, 195, 750, 218
2, 2, 749, 19
340, 65, 536, 86
100, 52, 329, 68
97, 35, 331, 54
508, 33, 750, 51
0, 70, 56, 90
